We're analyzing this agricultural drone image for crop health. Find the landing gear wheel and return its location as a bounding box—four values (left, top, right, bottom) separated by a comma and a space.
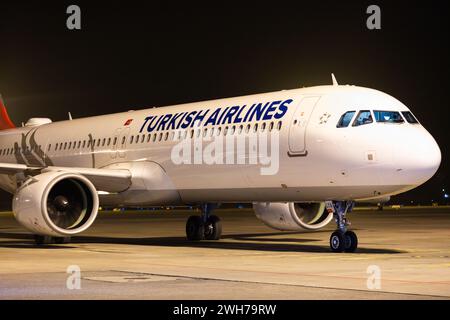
330, 231, 346, 252
344, 230, 358, 253
186, 216, 205, 241
54, 236, 72, 244
34, 235, 54, 245
204, 215, 222, 240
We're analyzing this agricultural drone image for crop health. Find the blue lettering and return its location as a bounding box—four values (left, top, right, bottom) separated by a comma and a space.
157, 114, 172, 131
221, 106, 240, 124
140, 116, 153, 133
274, 99, 292, 119
190, 109, 210, 127
167, 112, 184, 130
181, 111, 197, 129
263, 100, 281, 120
205, 108, 221, 126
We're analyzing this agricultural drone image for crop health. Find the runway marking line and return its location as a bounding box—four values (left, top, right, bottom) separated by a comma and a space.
123, 262, 450, 286
110, 270, 450, 299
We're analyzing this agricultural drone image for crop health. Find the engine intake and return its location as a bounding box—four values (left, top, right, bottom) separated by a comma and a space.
13, 171, 99, 236
253, 202, 333, 231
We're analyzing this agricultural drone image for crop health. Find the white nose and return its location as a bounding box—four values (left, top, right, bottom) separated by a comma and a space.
393, 128, 441, 185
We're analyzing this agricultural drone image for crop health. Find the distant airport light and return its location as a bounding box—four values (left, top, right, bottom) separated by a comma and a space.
444, 194, 449, 199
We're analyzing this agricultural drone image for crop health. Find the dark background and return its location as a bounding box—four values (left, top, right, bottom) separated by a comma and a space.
0, 1, 448, 208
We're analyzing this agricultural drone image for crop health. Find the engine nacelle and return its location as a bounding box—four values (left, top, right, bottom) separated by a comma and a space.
13, 171, 99, 237
253, 202, 333, 231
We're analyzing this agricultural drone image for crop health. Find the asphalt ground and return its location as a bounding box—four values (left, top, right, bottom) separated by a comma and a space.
0, 207, 449, 299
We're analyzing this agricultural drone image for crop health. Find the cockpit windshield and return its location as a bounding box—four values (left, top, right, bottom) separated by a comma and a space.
352, 110, 373, 126
373, 110, 404, 123
336, 109, 419, 128
401, 111, 419, 124
336, 111, 355, 128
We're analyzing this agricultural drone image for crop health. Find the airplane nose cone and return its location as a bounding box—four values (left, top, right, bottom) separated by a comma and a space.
393, 129, 441, 185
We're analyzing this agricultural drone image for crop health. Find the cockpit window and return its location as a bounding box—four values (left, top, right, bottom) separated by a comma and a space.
352, 110, 373, 126
401, 111, 419, 124
336, 111, 355, 128
373, 110, 404, 123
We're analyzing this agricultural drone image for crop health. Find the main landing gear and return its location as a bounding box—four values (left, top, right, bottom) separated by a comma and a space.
34, 235, 71, 245
325, 201, 358, 253
186, 203, 222, 241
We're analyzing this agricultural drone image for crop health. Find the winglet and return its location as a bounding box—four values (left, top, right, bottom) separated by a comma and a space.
0, 94, 16, 130
331, 73, 338, 86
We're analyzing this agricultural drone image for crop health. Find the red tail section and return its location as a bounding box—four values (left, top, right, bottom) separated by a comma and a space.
0, 95, 16, 130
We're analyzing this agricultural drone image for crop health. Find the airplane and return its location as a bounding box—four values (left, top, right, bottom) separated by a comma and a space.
0, 75, 441, 252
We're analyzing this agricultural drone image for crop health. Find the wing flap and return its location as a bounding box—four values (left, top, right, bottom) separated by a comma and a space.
42, 166, 132, 192
0, 163, 132, 193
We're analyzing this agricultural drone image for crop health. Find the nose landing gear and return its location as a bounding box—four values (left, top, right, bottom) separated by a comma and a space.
186, 203, 222, 241
325, 201, 358, 253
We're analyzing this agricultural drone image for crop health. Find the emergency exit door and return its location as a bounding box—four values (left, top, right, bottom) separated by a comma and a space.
288, 96, 320, 155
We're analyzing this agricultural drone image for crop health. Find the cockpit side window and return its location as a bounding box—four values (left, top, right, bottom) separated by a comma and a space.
374, 110, 404, 123
401, 111, 419, 124
352, 110, 373, 126
336, 111, 355, 128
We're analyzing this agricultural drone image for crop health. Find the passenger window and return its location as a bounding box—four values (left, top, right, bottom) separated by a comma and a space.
337, 111, 355, 128
401, 111, 419, 124
374, 110, 404, 123
352, 111, 373, 126
277, 121, 282, 130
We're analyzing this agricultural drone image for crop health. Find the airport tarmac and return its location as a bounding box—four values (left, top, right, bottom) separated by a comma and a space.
0, 207, 449, 299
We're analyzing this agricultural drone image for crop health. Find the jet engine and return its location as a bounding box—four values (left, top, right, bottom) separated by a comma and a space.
253, 202, 333, 231
13, 171, 99, 237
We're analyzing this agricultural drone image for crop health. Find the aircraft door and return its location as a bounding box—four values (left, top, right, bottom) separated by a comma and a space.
288, 96, 321, 155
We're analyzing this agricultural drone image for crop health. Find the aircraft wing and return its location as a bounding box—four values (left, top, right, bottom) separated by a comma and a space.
0, 163, 132, 192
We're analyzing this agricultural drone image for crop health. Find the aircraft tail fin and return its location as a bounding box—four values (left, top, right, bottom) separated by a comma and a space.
0, 94, 16, 130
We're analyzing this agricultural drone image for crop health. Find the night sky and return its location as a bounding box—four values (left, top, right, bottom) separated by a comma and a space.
0, 1, 448, 207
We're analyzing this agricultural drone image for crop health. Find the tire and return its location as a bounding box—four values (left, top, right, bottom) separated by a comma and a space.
186, 216, 205, 241
204, 215, 222, 240
344, 230, 358, 253
34, 235, 54, 245
329, 230, 346, 252
54, 237, 71, 244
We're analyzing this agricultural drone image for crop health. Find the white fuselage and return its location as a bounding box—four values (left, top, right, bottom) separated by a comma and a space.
0, 85, 441, 206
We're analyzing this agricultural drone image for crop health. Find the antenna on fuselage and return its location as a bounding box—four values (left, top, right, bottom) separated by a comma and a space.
331, 73, 338, 86
68, 112, 73, 120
